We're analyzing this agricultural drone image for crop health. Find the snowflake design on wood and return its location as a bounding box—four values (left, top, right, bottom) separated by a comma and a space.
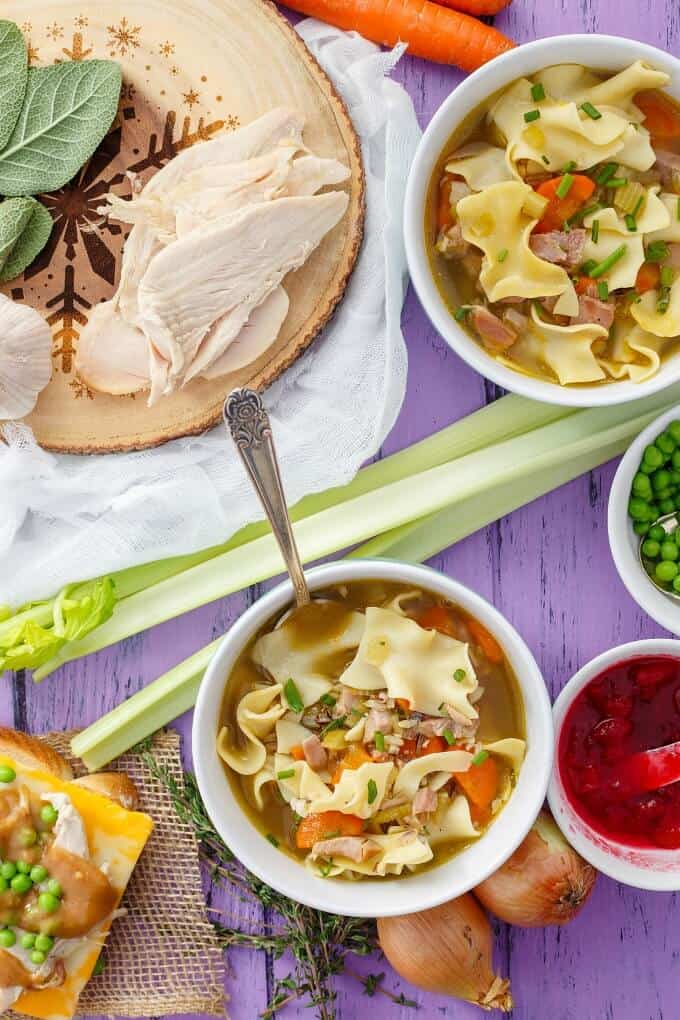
46, 22, 64, 41
158, 41, 175, 57
60, 32, 93, 62
27, 42, 39, 65
74, 15, 89, 29
21, 21, 32, 33
106, 17, 141, 56
182, 89, 200, 109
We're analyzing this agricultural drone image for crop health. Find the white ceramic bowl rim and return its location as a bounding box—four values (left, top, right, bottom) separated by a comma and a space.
404, 34, 680, 408
193, 558, 553, 917
548, 638, 680, 891
608, 405, 680, 636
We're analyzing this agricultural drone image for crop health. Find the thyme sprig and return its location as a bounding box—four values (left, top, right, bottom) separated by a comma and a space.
137, 743, 415, 1019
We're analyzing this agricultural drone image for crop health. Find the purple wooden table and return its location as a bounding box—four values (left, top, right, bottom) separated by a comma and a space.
6, 1, 680, 1017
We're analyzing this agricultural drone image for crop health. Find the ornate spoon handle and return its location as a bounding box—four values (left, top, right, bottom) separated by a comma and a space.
223, 388, 310, 607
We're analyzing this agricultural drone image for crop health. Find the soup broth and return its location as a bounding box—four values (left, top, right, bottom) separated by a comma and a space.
219, 580, 525, 880
427, 62, 680, 388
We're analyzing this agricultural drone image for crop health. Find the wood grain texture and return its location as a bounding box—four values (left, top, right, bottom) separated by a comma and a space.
3, 1, 680, 1018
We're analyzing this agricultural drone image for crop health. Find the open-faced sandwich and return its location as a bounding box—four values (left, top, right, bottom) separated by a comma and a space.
0, 729, 153, 1019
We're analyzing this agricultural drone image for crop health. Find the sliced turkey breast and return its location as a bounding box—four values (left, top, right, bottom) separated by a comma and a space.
138, 191, 348, 395
201, 286, 289, 380
75, 302, 149, 395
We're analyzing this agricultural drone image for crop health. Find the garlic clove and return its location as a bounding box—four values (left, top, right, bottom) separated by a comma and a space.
0, 293, 52, 420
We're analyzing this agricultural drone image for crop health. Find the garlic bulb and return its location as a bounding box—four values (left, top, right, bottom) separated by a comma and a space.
0, 293, 52, 420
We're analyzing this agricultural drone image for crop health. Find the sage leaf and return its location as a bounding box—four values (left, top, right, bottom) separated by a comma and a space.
0, 21, 28, 152
0, 60, 122, 197
0, 197, 52, 282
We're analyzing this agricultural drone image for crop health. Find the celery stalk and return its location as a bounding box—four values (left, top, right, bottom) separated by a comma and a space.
69, 387, 680, 768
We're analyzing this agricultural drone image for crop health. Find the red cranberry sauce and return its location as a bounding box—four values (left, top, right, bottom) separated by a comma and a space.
558, 656, 680, 850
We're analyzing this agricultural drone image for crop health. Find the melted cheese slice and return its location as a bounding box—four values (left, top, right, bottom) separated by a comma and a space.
0, 755, 153, 1020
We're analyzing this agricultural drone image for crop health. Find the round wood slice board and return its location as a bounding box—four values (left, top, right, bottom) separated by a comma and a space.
2, 0, 364, 453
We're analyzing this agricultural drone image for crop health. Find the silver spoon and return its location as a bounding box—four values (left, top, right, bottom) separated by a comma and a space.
639, 511, 680, 601
224, 387, 311, 609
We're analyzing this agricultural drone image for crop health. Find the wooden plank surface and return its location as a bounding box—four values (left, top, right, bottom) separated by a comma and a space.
5, 0, 680, 1017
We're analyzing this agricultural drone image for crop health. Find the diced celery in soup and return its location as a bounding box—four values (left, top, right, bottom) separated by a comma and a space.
428, 61, 680, 388
218, 581, 525, 880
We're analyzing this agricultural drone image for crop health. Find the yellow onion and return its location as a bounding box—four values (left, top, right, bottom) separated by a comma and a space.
377, 893, 512, 1011
474, 810, 597, 926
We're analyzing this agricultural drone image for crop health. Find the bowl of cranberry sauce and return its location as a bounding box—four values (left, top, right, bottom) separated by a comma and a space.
549, 640, 680, 891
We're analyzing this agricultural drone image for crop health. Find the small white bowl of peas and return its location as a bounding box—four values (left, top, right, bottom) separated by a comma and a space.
609, 407, 680, 634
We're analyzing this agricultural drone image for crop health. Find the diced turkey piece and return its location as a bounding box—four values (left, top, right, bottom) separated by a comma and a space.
417, 717, 453, 738
449, 180, 472, 205
364, 708, 393, 743
335, 688, 360, 717
302, 734, 327, 772
667, 243, 680, 270
654, 150, 680, 188
436, 222, 470, 260
201, 287, 290, 380
76, 302, 150, 395
310, 837, 381, 863
530, 229, 587, 268
138, 191, 348, 396
502, 307, 528, 333
572, 295, 615, 330
469, 306, 517, 350
413, 787, 438, 816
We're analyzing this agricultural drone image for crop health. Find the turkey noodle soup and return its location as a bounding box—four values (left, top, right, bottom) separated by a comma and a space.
218, 581, 525, 880
429, 61, 680, 388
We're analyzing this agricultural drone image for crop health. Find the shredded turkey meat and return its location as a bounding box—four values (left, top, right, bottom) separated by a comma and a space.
310, 837, 381, 863
302, 734, 327, 772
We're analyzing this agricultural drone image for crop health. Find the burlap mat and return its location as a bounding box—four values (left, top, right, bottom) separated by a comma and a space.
10, 730, 226, 1018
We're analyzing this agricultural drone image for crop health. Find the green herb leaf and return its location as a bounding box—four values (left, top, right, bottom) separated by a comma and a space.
472, 749, 489, 766
319, 693, 336, 708
556, 174, 574, 200
454, 668, 466, 682
320, 715, 346, 736
454, 305, 471, 322
276, 768, 295, 780
597, 280, 609, 301
588, 243, 627, 279
496, 248, 508, 263
367, 779, 378, 804
531, 82, 546, 102
266, 833, 279, 848
0, 21, 28, 153
443, 729, 455, 745
0, 60, 122, 197
283, 678, 304, 713
524, 109, 541, 123
581, 101, 602, 120
595, 162, 618, 185
591, 218, 600, 244
374, 731, 385, 752
0, 197, 52, 282
646, 240, 669, 263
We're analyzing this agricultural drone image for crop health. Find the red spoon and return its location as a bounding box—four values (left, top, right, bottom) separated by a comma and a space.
610, 739, 680, 797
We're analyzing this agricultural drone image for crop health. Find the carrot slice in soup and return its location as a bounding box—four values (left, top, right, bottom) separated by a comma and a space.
418, 605, 457, 637
331, 745, 372, 785
533, 174, 596, 233
290, 745, 306, 762
416, 736, 448, 757
636, 262, 661, 295
454, 755, 499, 808
437, 174, 455, 230
634, 90, 680, 142
467, 618, 504, 664
296, 811, 364, 849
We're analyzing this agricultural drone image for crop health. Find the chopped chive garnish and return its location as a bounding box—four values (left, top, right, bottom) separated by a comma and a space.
581, 101, 602, 120
454, 669, 466, 682
367, 779, 378, 805
266, 833, 279, 848
661, 265, 674, 288
580, 259, 598, 276
625, 213, 637, 232
658, 292, 671, 314
562, 160, 577, 172
597, 280, 609, 300
472, 750, 490, 766
443, 729, 456, 746
531, 82, 546, 102
608, 177, 628, 189
524, 109, 541, 123
497, 248, 509, 263
591, 219, 600, 244
374, 731, 385, 752
556, 173, 574, 199
632, 195, 644, 219
277, 768, 295, 780
596, 162, 618, 185
646, 241, 669, 263
567, 202, 601, 225
541, 154, 550, 165
321, 715, 347, 736
588, 244, 628, 278
284, 678, 304, 713
320, 693, 337, 707
454, 305, 471, 322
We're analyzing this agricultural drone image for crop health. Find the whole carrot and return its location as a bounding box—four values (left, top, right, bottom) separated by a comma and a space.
433, 0, 512, 14
279, 0, 515, 71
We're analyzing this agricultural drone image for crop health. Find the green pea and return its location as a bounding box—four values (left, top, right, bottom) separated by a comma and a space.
656, 560, 679, 582
657, 433, 676, 455
633, 521, 650, 536
633, 472, 653, 496
648, 503, 660, 522
46, 879, 62, 898
653, 469, 672, 491
0, 862, 16, 881
649, 524, 666, 542
34, 934, 53, 953
37, 892, 59, 914
10, 874, 32, 894
0, 766, 16, 784
629, 498, 651, 521
661, 541, 679, 561
16, 861, 30, 875
674, 575, 680, 593
660, 499, 676, 515
30, 865, 48, 884
20, 933, 36, 949
40, 805, 58, 827
669, 421, 680, 444
0, 877, 8, 893
642, 539, 661, 559
671, 471, 680, 485
0, 929, 15, 948
18, 829, 36, 849
644, 444, 665, 468
29, 949, 46, 965
640, 460, 655, 474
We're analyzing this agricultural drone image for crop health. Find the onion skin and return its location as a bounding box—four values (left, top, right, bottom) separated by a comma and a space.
474, 810, 597, 927
377, 893, 512, 1011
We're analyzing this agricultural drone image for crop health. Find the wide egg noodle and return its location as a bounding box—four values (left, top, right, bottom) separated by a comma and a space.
583, 189, 670, 236
577, 60, 670, 112
445, 143, 514, 190
308, 761, 394, 819
393, 750, 472, 800
217, 683, 284, 776
274, 753, 332, 807
600, 320, 669, 382
647, 194, 680, 243
483, 737, 526, 773
529, 306, 607, 384
532, 64, 601, 101
307, 830, 433, 879
275, 718, 312, 754
339, 606, 478, 718
631, 277, 680, 338
581, 224, 646, 291
252, 609, 365, 708
426, 795, 479, 845
250, 759, 276, 811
